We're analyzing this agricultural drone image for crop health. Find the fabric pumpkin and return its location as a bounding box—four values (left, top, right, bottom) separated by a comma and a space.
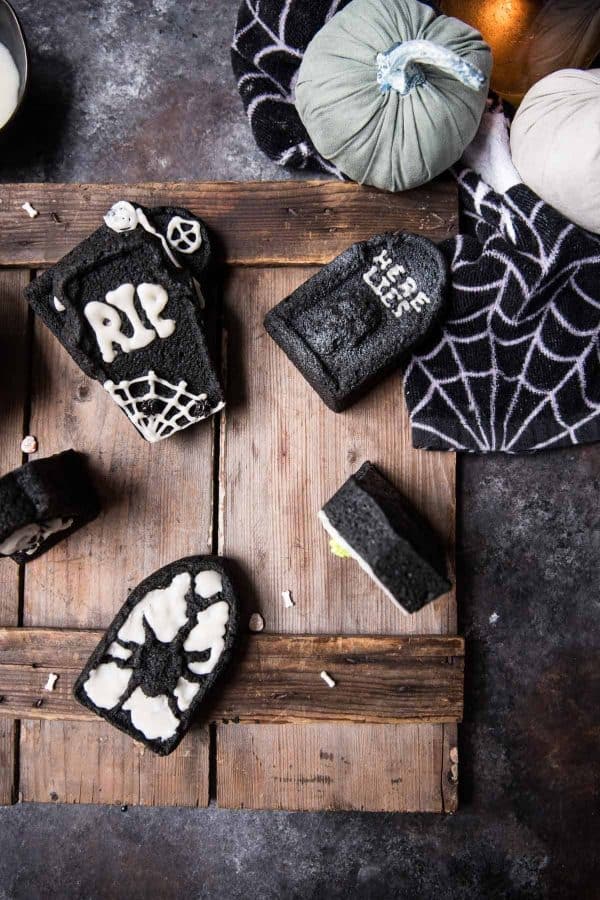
295, 0, 492, 192
510, 69, 600, 235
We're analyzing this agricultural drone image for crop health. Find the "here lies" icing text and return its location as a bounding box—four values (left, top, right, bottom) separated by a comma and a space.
362, 249, 432, 318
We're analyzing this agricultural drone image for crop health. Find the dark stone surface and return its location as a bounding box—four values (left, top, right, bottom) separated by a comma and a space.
0, 2, 599, 898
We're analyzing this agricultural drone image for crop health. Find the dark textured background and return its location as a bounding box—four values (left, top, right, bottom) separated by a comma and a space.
0, 2, 598, 898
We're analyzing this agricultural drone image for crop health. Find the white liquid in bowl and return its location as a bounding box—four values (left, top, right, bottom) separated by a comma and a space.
0, 42, 19, 128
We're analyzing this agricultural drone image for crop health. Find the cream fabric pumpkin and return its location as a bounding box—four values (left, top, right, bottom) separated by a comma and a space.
295, 0, 492, 192
511, 69, 600, 235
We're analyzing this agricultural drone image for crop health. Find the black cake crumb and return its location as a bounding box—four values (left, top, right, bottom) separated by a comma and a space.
0, 450, 100, 564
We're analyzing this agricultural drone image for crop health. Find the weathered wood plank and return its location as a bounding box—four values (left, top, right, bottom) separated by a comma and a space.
0, 181, 458, 267
0, 629, 464, 725
18, 290, 216, 804
19, 719, 209, 807
216, 723, 444, 812
217, 265, 457, 810
219, 266, 456, 637
0, 268, 30, 805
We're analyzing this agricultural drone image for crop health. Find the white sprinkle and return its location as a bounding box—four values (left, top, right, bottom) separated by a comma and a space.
282, 590, 295, 608
248, 612, 264, 632
43, 673, 58, 692
21, 435, 38, 454
489, 612, 499, 625
320, 670, 336, 688
21, 202, 38, 218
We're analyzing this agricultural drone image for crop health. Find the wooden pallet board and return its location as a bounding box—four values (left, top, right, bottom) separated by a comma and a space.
0, 181, 460, 811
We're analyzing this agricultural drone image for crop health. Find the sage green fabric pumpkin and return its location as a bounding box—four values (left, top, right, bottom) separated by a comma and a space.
295, 0, 492, 192
511, 69, 600, 235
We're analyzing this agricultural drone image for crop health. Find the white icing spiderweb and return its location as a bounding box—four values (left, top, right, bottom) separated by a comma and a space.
104, 371, 223, 443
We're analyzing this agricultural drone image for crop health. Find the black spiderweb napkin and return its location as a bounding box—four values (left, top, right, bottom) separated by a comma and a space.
404, 168, 600, 453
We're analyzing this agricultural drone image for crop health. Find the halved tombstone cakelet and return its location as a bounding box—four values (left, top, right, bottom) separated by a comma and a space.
0, 450, 100, 564
319, 462, 451, 615
73, 556, 240, 755
264, 232, 448, 412
24, 201, 223, 443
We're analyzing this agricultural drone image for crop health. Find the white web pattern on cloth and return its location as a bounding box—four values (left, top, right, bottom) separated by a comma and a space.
404, 170, 600, 453
232, 0, 346, 176
104, 371, 224, 443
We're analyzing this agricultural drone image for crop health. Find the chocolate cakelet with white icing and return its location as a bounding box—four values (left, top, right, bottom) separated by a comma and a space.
319, 462, 451, 615
25, 201, 223, 443
73, 556, 240, 755
0, 450, 100, 564
264, 233, 448, 412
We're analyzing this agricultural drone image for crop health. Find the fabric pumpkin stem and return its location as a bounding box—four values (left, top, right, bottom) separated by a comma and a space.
377, 39, 487, 95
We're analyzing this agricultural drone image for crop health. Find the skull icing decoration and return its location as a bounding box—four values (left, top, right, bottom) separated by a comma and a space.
73, 556, 240, 755
24, 202, 223, 442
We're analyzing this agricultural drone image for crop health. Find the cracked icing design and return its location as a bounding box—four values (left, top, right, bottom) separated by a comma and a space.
107, 642, 132, 661
79, 566, 233, 745
117, 572, 191, 644
84, 283, 176, 364
0, 517, 74, 557
122, 688, 179, 741
184, 601, 229, 675
104, 370, 224, 443
195, 569, 223, 598
174, 677, 200, 712
83, 661, 134, 709
167, 216, 202, 254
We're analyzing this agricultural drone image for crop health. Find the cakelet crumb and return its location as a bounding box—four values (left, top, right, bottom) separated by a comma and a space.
320, 670, 336, 688
249, 612, 265, 632
282, 590, 295, 608
44, 673, 58, 692
21, 202, 39, 218
21, 435, 38, 454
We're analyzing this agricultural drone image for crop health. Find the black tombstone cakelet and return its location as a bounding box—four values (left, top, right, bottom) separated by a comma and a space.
0, 450, 100, 563
264, 232, 448, 412
319, 461, 451, 614
25, 201, 223, 443
73, 555, 240, 756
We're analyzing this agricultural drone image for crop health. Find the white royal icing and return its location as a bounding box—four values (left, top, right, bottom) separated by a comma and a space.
107, 641, 133, 661
53, 296, 65, 312
166, 216, 202, 254
117, 572, 191, 645
83, 661, 133, 709
184, 600, 229, 675
134, 207, 180, 269
362, 248, 432, 319
173, 677, 200, 712
84, 282, 176, 364
0, 517, 73, 557
318, 509, 410, 616
103, 201, 137, 233
103, 371, 224, 443
194, 569, 223, 599
122, 687, 179, 741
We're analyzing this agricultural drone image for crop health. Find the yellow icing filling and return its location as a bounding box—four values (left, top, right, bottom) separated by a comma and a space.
329, 537, 351, 559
